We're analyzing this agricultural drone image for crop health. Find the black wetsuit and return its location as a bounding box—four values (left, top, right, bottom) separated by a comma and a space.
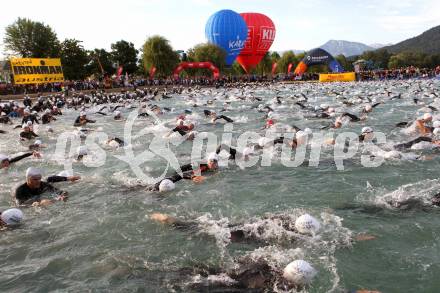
22, 115, 39, 125
20, 131, 39, 140
214, 115, 234, 123
394, 137, 433, 150
172, 127, 189, 136
0, 116, 12, 124
7, 152, 33, 165
73, 117, 96, 127
14, 181, 63, 205
42, 114, 55, 124
215, 144, 237, 160
342, 112, 361, 122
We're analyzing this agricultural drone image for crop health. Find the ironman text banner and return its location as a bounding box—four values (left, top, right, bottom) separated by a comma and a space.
10, 58, 64, 84
319, 72, 356, 82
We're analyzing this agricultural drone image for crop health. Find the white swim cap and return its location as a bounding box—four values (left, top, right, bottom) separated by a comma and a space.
26, 121, 33, 127
46, 126, 53, 132
34, 140, 42, 146
295, 214, 321, 235
424, 113, 432, 120
44, 109, 51, 114
1, 208, 23, 226
296, 131, 307, 138
21, 123, 28, 129
207, 152, 219, 162
114, 111, 121, 117
314, 106, 320, 111
258, 137, 271, 147
159, 179, 175, 192
433, 121, 440, 128
303, 128, 312, 135
26, 167, 42, 179
434, 128, 440, 136
0, 154, 8, 162
364, 104, 372, 112
242, 147, 253, 156
361, 127, 373, 134
77, 146, 88, 156
283, 260, 317, 286
320, 103, 328, 109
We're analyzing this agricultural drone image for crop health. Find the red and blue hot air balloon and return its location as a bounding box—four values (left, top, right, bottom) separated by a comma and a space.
205, 9, 248, 66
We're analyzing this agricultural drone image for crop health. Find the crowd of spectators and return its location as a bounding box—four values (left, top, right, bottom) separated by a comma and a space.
1, 66, 439, 96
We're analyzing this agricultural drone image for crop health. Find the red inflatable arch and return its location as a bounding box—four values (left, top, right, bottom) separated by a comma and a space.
173, 62, 220, 79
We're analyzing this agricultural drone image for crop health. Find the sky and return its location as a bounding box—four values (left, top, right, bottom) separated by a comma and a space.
0, 0, 439, 57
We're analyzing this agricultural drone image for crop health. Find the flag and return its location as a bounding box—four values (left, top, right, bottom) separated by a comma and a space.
117, 66, 123, 78
149, 66, 157, 79
271, 63, 278, 75
287, 63, 293, 74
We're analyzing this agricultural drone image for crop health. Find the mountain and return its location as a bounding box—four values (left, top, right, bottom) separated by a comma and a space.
381, 25, 440, 55
369, 43, 393, 49
319, 40, 375, 57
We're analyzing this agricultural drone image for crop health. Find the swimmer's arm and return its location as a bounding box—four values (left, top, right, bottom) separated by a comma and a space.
8, 152, 33, 164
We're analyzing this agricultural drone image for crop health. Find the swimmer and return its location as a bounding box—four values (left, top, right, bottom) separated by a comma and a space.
106, 137, 125, 147
41, 109, 57, 124
172, 153, 219, 183
14, 167, 68, 206
74, 112, 96, 127
0, 151, 40, 169
394, 136, 440, 150
28, 140, 45, 151
19, 124, 39, 140
0, 208, 24, 229
415, 113, 433, 135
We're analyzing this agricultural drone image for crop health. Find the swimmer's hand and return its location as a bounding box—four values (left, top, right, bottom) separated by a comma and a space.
32, 199, 53, 207
32, 151, 41, 158
150, 213, 175, 224
56, 192, 69, 202
355, 234, 376, 241
67, 175, 81, 182
192, 176, 205, 183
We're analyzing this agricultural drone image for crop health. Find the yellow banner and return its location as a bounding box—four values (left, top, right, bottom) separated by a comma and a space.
10, 58, 64, 84
319, 72, 356, 82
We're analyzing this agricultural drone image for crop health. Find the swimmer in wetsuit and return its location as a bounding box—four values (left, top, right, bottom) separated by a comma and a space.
19, 124, 39, 140
0, 151, 40, 169
74, 112, 96, 127
14, 167, 68, 206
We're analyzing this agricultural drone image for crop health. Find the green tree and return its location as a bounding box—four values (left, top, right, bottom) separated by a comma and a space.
254, 52, 272, 75
335, 54, 354, 72
277, 51, 298, 74
111, 40, 139, 74
60, 39, 88, 80
86, 48, 115, 76
142, 35, 179, 77
270, 51, 281, 63
360, 49, 392, 69
3, 17, 60, 57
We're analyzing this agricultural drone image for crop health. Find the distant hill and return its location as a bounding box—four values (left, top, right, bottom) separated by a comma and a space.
369, 43, 392, 49
382, 25, 440, 55
319, 40, 375, 57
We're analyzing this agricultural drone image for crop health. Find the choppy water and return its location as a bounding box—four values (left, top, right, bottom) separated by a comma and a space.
1, 79, 440, 292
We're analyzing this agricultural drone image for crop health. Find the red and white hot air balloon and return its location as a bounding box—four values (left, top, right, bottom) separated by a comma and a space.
236, 13, 276, 73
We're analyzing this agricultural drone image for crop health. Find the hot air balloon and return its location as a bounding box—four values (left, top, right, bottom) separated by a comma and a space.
236, 13, 276, 73
205, 9, 248, 66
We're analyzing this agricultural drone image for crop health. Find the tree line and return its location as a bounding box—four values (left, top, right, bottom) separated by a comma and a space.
2, 18, 439, 80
